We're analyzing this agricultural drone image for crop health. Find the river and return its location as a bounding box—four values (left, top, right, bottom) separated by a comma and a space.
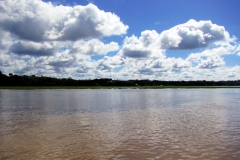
0, 89, 240, 159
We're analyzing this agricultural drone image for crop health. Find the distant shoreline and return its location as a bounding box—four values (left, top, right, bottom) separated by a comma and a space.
1, 73, 240, 87
0, 86, 240, 90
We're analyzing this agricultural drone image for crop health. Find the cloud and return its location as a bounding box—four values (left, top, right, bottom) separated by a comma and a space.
119, 35, 152, 58
171, 58, 192, 71
0, 0, 128, 41
236, 45, 240, 56
97, 55, 124, 71
0, 30, 12, 52
0, 4, 239, 82
70, 39, 119, 56
0, 0, 56, 41
159, 19, 230, 49
180, 72, 193, 79
119, 20, 231, 59
10, 41, 56, 56
28, 51, 77, 74
58, 4, 128, 41
76, 63, 94, 74
186, 42, 240, 69
119, 32, 165, 59
186, 46, 235, 63
227, 72, 236, 78
197, 56, 225, 69
209, 66, 240, 80
148, 58, 192, 72
0, 52, 11, 67
121, 49, 152, 58
116, 58, 191, 79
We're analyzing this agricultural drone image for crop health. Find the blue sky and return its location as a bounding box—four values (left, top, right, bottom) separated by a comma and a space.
0, 0, 240, 80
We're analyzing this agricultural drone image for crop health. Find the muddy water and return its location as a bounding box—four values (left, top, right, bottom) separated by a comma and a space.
0, 89, 240, 159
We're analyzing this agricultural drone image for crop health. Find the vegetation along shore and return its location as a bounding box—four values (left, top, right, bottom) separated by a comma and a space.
0, 71, 239, 89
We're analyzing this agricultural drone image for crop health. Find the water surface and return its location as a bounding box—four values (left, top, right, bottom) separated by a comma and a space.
0, 89, 240, 159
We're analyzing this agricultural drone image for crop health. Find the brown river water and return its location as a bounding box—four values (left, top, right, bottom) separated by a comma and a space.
0, 89, 240, 159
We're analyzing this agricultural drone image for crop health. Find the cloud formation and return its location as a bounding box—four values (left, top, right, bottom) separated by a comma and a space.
97, 56, 124, 71
10, 41, 56, 56
119, 20, 231, 59
197, 56, 225, 69
0, 0, 239, 81
70, 39, 119, 56
0, 0, 128, 41
119, 31, 165, 59
160, 19, 230, 49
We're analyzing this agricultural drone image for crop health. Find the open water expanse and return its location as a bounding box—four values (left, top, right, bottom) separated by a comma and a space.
0, 89, 240, 160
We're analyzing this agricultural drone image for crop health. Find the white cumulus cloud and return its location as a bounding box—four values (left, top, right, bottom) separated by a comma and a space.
159, 19, 230, 49
97, 55, 124, 71
0, 0, 128, 41
0, 2, 239, 83
119, 31, 165, 59
197, 56, 225, 69
70, 39, 119, 56
119, 20, 231, 59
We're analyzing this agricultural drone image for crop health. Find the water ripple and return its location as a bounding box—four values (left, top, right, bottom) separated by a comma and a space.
1, 89, 240, 159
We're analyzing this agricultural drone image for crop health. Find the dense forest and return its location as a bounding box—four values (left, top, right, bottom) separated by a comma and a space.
0, 71, 240, 86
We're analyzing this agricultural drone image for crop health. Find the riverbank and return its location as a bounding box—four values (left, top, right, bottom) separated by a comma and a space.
0, 86, 240, 89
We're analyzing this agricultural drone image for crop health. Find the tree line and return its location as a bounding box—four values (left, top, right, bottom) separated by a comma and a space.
0, 71, 240, 86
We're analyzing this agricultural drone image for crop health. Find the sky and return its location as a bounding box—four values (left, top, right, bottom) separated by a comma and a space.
0, 0, 240, 81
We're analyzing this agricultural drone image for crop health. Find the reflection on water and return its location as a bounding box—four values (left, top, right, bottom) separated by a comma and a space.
0, 89, 240, 159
